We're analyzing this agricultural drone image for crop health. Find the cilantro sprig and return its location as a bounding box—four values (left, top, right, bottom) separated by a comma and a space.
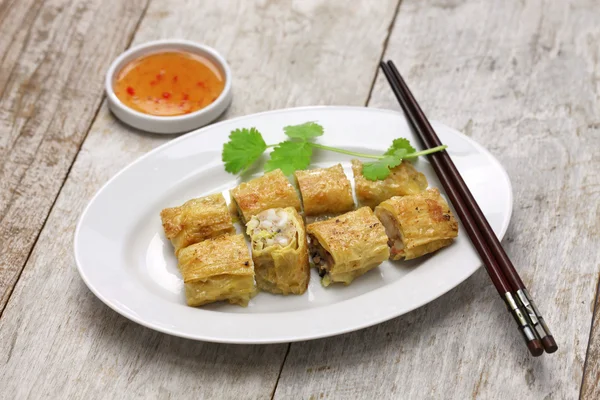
264, 141, 313, 175
221, 121, 447, 180
222, 128, 267, 173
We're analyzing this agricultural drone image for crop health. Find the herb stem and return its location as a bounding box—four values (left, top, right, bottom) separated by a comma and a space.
304, 143, 447, 160
306, 143, 383, 159
403, 145, 447, 158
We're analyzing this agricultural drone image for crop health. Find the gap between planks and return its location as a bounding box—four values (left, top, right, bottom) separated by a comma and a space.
0, 0, 151, 319
365, 0, 403, 106
580, 272, 600, 399
270, 341, 292, 399
269, 1, 404, 397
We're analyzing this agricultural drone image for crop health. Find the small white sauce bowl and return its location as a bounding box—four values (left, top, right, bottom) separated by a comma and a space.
105, 40, 232, 134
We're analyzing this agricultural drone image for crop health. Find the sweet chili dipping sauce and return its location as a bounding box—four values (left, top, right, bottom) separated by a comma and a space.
114, 51, 225, 116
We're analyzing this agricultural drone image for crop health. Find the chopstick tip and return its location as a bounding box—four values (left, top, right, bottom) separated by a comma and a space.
528, 339, 544, 357
542, 336, 558, 353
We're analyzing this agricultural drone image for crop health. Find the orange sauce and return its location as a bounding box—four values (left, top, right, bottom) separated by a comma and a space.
114, 51, 225, 116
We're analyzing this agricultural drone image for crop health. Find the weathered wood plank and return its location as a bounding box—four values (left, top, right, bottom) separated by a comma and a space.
274, 0, 600, 399
581, 278, 600, 399
0, 0, 149, 311
0, 0, 400, 398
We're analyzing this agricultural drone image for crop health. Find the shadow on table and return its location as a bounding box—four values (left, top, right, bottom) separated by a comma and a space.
77, 260, 553, 397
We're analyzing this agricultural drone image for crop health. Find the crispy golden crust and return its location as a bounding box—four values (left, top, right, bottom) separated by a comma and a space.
230, 169, 301, 224
294, 164, 355, 216
352, 159, 428, 208
160, 193, 235, 255
177, 234, 256, 307
375, 188, 458, 260
306, 207, 389, 285
249, 208, 310, 295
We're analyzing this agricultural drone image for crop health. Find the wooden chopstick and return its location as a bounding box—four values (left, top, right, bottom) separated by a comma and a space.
383, 61, 557, 354
380, 61, 552, 356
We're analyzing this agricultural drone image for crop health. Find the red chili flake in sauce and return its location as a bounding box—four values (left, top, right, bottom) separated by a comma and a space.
114, 52, 225, 116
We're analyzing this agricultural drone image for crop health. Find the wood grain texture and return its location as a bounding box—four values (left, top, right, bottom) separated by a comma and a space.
0, 0, 400, 398
274, 0, 600, 399
582, 278, 600, 399
0, 0, 148, 311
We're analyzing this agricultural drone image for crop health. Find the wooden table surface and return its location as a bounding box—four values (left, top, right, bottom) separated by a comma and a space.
1, 0, 599, 398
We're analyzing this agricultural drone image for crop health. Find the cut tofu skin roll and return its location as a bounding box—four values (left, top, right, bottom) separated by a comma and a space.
294, 164, 355, 216
160, 193, 235, 255
230, 169, 301, 224
177, 234, 256, 307
246, 207, 310, 295
375, 188, 459, 260
352, 159, 428, 209
306, 207, 390, 286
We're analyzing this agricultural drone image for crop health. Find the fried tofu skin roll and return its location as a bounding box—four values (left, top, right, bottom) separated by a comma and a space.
375, 188, 458, 260
352, 159, 428, 208
177, 234, 256, 307
246, 208, 309, 295
294, 164, 354, 216
306, 207, 390, 286
160, 193, 235, 255
230, 169, 301, 224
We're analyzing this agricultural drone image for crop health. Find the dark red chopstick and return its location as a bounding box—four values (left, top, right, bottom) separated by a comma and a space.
380, 61, 554, 356
383, 61, 557, 354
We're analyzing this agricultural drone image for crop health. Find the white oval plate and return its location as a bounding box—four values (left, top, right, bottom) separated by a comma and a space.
74, 106, 512, 344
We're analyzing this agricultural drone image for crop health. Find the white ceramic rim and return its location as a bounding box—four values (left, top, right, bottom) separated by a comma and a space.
74, 106, 513, 344
104, 39, 232, 130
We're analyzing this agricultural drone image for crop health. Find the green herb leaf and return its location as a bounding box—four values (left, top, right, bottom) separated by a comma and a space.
283, 122, 324, 140
384, 138, 416, 156
222, 128, 267, 173
264, 141, 313, 175
222, 121, 447, 181
362, 149, 408, 181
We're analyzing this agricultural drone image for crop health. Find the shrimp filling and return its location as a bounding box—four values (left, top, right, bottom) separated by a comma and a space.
377, 209, 405, 258
246, 208, 297, 251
